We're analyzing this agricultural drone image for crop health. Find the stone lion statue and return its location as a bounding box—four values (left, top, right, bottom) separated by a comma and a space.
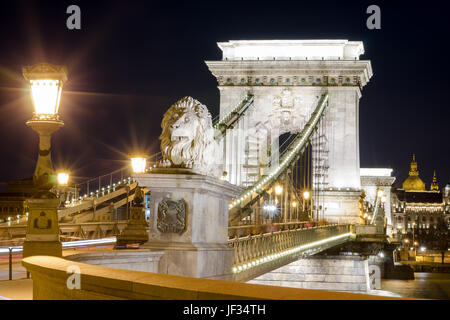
159, 96, 220, 177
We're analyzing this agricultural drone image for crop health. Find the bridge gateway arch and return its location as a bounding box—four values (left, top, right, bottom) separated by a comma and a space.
206, 40, 373, 224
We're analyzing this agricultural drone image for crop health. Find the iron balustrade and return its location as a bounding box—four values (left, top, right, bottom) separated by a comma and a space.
228, 224, 353, 268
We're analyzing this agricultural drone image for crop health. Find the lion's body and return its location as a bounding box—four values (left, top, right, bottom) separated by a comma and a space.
159, 97, 221, 177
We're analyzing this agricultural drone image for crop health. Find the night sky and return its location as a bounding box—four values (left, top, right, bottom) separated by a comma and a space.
0, 0, 448, 189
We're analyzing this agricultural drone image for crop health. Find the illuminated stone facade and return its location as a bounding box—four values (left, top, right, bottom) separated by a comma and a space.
360, 168, 395, 233
391, 157, 449, 246
206, 40, 373, 224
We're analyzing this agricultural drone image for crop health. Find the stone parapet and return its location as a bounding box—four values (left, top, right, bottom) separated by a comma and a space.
65, 250, 163, 273
22, 256, 404, 300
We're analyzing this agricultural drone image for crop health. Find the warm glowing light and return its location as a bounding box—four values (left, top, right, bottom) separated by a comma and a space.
131, 156, 147, 173
57, 172, 69, 186
23, 64, 68, 118
420, 246, 426, 252
275, 185, 283, 195
303, 190, 310, 200
292, 201, 297, 208
220, 171, 228, 181
377, 190, 384, 198
414, 241, 418, 246
29, 80, 62, 116
381, 196, 387, 203
404, 239, 410, 244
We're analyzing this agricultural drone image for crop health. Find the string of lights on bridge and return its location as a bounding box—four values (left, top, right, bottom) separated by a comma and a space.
61, 176, 135, 208
212, 93, 254, 131
231, 231, 353, 274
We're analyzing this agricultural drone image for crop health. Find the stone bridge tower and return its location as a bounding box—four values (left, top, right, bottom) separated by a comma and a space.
206, 40, 372, 223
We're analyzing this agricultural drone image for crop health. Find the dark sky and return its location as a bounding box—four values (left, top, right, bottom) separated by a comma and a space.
0, 0, 449, 189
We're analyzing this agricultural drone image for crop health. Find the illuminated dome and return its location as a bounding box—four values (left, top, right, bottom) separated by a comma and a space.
402, 154, 426, 191
403, 176, 426, 191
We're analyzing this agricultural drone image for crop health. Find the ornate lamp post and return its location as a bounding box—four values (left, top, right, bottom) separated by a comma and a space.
115, 154, 150, 248
57, 172, 70, 208
23, 63, 67, 189
303, 190, 311, 220
22, 63, 68, 258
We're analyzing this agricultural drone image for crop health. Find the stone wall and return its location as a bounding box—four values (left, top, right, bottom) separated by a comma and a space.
65, 250, 163, 273
248, 255, 370, 293
22, 256, 402, 300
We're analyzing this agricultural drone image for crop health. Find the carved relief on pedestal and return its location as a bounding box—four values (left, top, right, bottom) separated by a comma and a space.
157, 199, 187, 234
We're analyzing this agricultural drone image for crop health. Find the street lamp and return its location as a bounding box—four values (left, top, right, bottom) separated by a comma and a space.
23, 63, 68, 191
130, 154, 147, 174
303, 190, 310, 200
274, 184, 283, 195
22, 63, 67, 258
57, 172, 70, 208
220, 171, 228, 181
57, 172, 69, 186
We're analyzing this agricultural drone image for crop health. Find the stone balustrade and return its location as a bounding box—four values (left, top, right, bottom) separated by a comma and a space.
22, 256, 401, 300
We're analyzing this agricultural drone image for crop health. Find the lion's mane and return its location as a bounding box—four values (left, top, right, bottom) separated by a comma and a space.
159, 96, 218, 175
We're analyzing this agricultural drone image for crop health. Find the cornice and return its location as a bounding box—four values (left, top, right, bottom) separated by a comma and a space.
205, 60, 372, 88
361, 176, 396, 186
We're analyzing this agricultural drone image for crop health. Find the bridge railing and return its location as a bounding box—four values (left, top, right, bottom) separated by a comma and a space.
229, 224, 353, 274
74, 168, 132, 198
228, 221, 314, 238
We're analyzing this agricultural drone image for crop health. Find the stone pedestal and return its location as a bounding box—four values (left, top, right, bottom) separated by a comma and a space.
116, 207, 149, 247
135, 169, 242, 280
23, 197, 62, 258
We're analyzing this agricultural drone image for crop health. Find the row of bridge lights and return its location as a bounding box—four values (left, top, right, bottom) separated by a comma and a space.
57, 173, 133, 207
228, 95, 327, 211
232, 232, 353, 274
213, 94, 252, 131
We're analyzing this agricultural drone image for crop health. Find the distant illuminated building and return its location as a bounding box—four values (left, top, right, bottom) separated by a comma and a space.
391, 155, 450, 246
401, 154, 425, 191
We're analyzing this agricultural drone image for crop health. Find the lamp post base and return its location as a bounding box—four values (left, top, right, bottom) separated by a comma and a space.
23, 197, 62, 258
23, 241, 62, 259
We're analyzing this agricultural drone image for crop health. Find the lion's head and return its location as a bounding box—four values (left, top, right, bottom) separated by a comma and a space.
159, 96, 219, 175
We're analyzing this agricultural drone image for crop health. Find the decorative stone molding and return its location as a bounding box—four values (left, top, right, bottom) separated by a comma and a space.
205, 60, 373, 88
361, 176, 396, 187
